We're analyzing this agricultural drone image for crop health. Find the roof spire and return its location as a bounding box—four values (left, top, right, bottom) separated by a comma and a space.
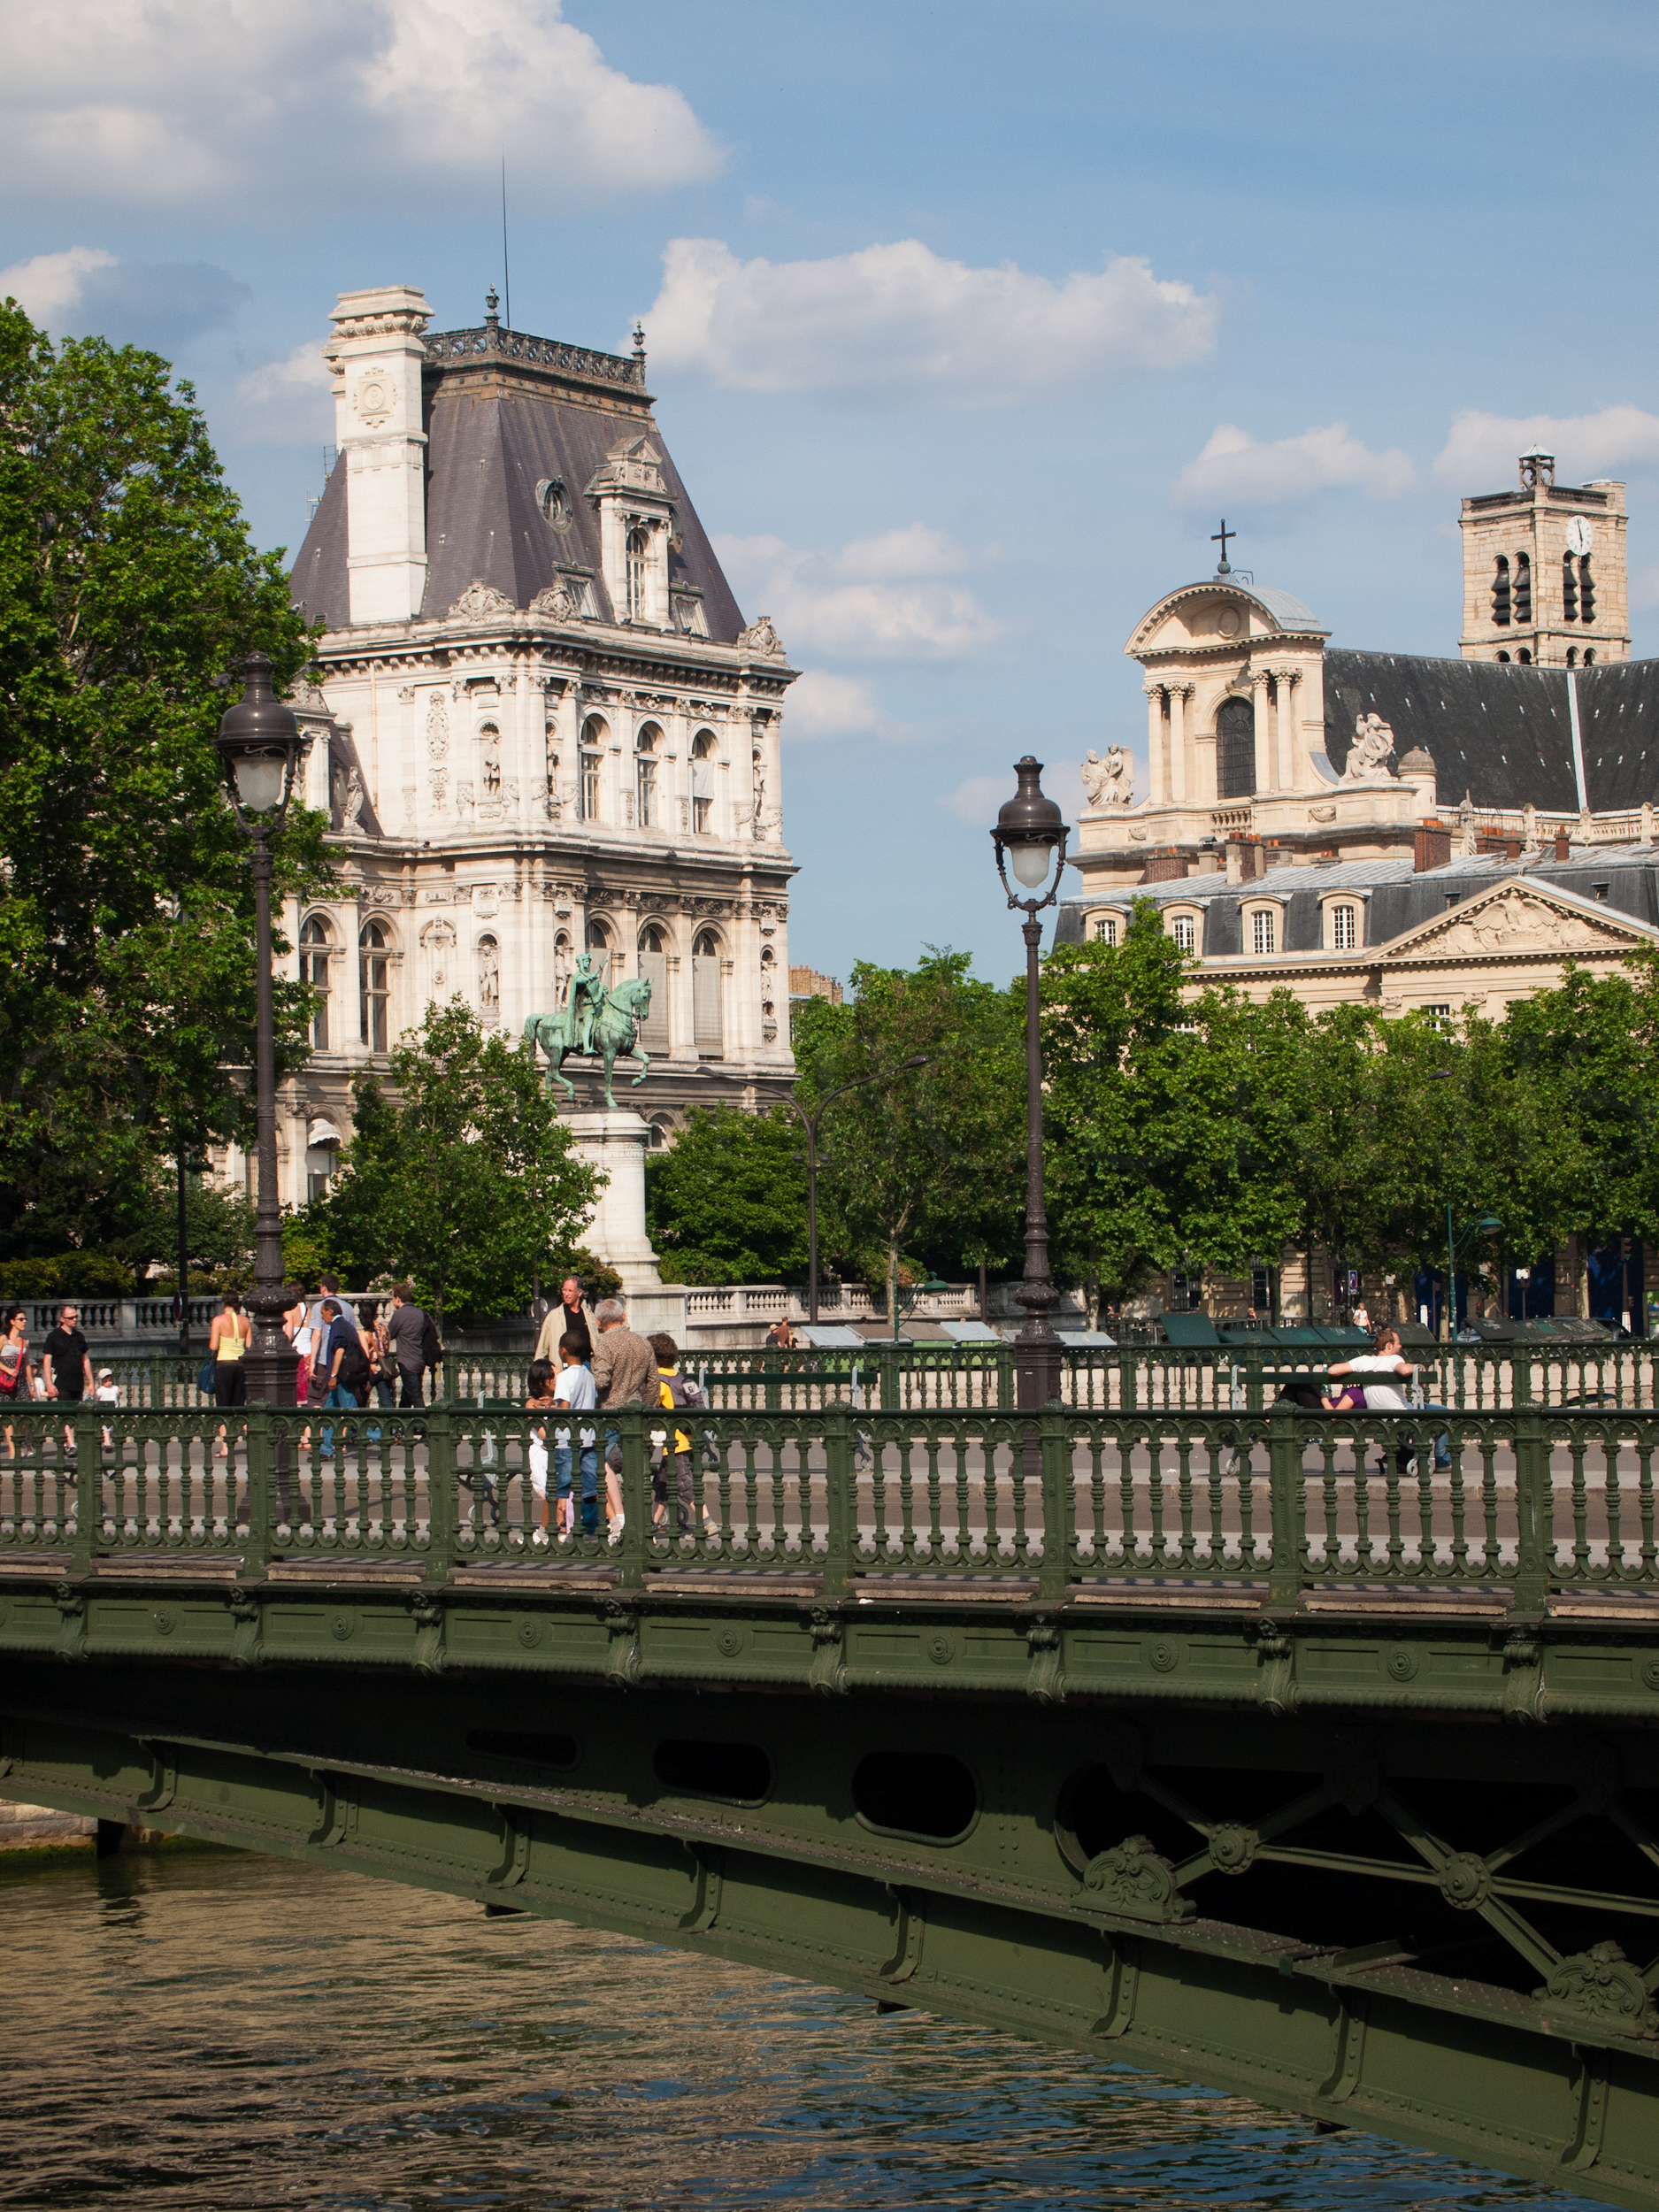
1210, 518, 1235, 576
485, 285, 500, 334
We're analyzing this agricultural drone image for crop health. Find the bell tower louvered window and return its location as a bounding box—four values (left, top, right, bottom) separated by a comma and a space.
1514, 551, 1532, 622
1563, 554, 1578, 621
1579, 557, 1595, 620
1492, 556, 1511, 625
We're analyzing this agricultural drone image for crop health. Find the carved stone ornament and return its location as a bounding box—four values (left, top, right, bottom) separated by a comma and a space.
530, 580, 580, 623
354, 373, 396, 426
1433, 884, 1615, 959
736, 614, 787, 659
1082, 745, 1134, 808
1081, 1833, 1192, 1922
1539, 1941, 1654, 2030
426, 692, 449, 760
1310, 803, 1338, 822
447, 578, 517, 622
1344, 711, 1396, 781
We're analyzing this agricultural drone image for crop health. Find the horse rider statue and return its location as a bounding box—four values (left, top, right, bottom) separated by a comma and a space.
522, 958, 655, 1111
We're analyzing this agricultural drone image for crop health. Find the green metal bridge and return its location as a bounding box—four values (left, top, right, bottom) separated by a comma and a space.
2, 1374, 1656, 2206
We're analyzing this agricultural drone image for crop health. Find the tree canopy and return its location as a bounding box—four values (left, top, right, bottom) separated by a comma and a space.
0, 300, 325, 1258
645, 1104, 808, 1285
311, 1002, 600, 1325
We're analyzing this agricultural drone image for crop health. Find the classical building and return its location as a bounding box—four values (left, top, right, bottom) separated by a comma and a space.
257, 285, 798, 1209
1055, 452, 1659, 1328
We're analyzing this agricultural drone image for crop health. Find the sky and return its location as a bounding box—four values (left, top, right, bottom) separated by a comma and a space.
6, 0, 1659, 987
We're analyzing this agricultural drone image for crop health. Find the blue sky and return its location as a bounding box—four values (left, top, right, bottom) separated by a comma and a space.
6, 0, 1659, 986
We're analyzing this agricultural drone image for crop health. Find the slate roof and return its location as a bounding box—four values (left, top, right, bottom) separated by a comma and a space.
289, 342, 745, 639
1056, 847, 1659, 955
1251, 583, 1322, 628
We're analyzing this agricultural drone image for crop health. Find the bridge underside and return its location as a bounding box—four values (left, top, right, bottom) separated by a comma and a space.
1, 1632, 1655, 2208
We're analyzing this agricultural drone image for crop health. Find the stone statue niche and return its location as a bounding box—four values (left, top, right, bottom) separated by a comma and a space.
1082, 746, 1133, 807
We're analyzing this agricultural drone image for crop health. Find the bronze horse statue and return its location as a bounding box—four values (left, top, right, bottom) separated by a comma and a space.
522, 974, 653, 1110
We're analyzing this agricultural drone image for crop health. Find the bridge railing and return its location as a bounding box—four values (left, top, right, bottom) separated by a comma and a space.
3, 1399, 1655, 1623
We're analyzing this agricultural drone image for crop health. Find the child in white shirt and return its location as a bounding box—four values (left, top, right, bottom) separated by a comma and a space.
553, 1333, 599, 1537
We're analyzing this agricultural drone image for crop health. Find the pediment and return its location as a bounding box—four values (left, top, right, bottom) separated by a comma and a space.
1380, 880, 1656, 964
1125, 580, 1327, 659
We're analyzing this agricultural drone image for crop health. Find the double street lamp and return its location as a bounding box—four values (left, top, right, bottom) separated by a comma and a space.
991, 757, 1069, 1411
214, 654, 303, 1408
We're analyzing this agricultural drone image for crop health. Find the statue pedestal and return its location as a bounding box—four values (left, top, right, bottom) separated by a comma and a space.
565, 1110, 687, 1336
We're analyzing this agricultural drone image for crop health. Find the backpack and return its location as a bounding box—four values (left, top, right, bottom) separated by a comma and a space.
419, 1316, 442, 1366
336, 1331, 372, 1392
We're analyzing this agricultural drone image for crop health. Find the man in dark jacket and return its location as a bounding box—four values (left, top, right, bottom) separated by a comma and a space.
384, 1281, 428, 1406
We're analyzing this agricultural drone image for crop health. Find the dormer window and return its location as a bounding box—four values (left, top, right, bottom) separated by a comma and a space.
1250, 907, 1276, 955
672, 590, 710, 637
1168, 912, 1197, 954
626, 529, 649, 623
1327, 902, 1357, 950
1093, 914, 1118, 945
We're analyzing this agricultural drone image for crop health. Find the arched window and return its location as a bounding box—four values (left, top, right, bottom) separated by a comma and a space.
1579, 557, 1595, 621
1584, 648, 1596, 666
637, 922, 670, 1050
580, 714, 606, 822
1492, 555, 1511, 626
1514, 551, 1532, 623
1567, 647, 1578, 668
1328, 902, 1357, 951
690, 729, 718, 834
1562, 554, 1578, 622
586, 916, 614, 987
1169, 914, 1196, 955
1517, 648, 1532, 665
1250, 908, 1277, 956
1093, 915, 1118, 945
648, 1117, 673, 1150
359, 919, 390, 1051
626, 527, 649, 623
1215, 695, 1256, 801
300, 916, 332, 1049
635, 724, 660, 829
692, 928, 724, 1056
1497, 650, 1511, 664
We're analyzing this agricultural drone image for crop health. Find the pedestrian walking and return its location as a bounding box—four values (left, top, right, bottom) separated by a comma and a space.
534, 1276, 593, 1364
764, 1317, 797, 1352
210, 1294, 250, 1404
42, 1302, 95, 1460
590, 1297, 657, 1534
0, 1307, 34, 1459
383, 1282, 429, 1407
648, 1332, 703, 1536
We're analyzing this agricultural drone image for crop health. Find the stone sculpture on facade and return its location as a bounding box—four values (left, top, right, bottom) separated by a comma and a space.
1344, 712, 1396, 780
448, 579, 516, 622
1082, 746, 1133, 807
736, 615, 786, 659
478, 937, 500, 1018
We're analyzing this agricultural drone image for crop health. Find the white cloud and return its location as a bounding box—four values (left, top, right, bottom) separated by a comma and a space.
2, 244, 250, 349
643, 237, 1217, 406
0, 0, 720, 215
939, 773, 1013, 826
717, 528, 1002, 660
1177, 421, 1415, 507
786, 671, 887, 737
233, 338, 335, 443
1433, 405, 1659, 486
1, 246, 117, 325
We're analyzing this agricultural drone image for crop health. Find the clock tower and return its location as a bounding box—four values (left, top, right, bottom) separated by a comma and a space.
1458, 448, 1629, 668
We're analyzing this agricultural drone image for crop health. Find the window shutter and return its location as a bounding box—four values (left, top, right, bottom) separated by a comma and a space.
638, 951, 671, 1051
692, 956, 723, 1055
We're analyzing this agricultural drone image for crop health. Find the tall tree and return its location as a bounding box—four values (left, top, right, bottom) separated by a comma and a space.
313, 1002, 599, 1326
0, 300, 325, 1253
645, 1104, 808, 1286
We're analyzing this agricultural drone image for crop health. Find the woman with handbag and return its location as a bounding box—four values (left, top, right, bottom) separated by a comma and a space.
0, 1306, 35, 1459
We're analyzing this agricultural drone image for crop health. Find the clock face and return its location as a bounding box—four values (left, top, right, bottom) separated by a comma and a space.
1565, 517, 1594, 557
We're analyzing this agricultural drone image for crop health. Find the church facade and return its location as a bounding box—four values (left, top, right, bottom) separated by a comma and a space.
260, 285, 798, 1209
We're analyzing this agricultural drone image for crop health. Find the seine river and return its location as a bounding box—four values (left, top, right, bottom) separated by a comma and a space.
0, 1847, 1601, 2211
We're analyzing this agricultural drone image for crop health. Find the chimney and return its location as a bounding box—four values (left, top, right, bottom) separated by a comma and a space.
1554, 828, 1571, 861
1414, 824, 1451, 872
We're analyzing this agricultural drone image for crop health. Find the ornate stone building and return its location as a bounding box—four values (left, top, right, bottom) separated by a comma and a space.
260, 285, 798, 1208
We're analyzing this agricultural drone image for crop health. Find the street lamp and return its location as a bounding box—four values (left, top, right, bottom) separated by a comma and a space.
745, 1056, 929, 1326
214, 653, 304, 1408
1446, 1210, 1503, 1341
991, 756, 1070, 1410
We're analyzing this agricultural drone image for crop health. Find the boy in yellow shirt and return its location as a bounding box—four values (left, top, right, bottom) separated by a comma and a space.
648, 1332, 703, 1537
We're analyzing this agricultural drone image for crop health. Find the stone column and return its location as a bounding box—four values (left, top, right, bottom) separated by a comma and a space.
1167, 684, 1189, 808
1144, 684, 1167, 804
1275, 670, 1300, 790
1250, 669, 1274, 793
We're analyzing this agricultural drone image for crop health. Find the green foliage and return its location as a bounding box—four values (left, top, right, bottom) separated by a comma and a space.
311, 1001, 599, 1326
646, 1106, 808, 1285
280, 1210, 334, 1288
0, 1251, 132, 1300
0, 299, 326, 1254
545, 1248, 623, 1306
111, 1174, 255, 1278
800, 949, 1023, 1313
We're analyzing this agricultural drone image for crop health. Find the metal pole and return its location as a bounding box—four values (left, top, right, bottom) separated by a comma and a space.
1446, 1202, 1455, 1346
176, 1144, 190, 1358
1013, 911, 1060, 1409
243, 833, 296, 1410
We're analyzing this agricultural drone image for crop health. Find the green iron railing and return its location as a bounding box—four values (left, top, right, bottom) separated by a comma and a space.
3, 1398, 1655, 1622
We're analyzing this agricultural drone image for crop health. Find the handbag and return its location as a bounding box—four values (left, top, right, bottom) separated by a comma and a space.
196, 1353, 217, 1395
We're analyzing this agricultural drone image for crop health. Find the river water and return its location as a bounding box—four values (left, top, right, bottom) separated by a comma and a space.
0, 1847, 1601, 2212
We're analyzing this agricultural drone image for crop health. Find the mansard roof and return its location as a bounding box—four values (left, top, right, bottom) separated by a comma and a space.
1323, 650, 1659, 816
289, 322, 745, 639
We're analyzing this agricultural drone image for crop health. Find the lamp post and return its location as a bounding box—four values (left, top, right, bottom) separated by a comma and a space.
745, 1056, 928, 1326
1446, 1209, 1503, 1342
991, 757, 1070, 1410
214, 654, 303, 1409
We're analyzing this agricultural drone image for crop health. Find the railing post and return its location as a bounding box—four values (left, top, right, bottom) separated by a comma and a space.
240, 1409, 274, 1579
822, 1405, 853, 1596
1118, 1346, 1137, 1413
423, 1407, 455, 1584
1039, 1405, 1070, 1602
1266, 1406, 1305, 1607
616, 1406, 650, 1590
1511, 1409, 1551, 1615
996, 1342, 1015, 1412
70, 1408, 102, 1574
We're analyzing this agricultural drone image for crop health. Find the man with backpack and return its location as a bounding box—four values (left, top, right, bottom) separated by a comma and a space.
321, 1299, 373, 1406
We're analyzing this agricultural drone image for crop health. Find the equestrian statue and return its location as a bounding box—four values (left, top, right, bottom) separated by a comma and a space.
522, 951, 654, 1110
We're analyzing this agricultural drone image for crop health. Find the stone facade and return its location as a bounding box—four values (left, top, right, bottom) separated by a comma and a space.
1458, 449, 1629, 668
249, 286, 798, 1212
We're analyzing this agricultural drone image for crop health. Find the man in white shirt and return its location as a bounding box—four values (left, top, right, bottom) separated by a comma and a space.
1325, 1327, 1450, 1471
